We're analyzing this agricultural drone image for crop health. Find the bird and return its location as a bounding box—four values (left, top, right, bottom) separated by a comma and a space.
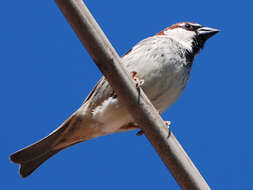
10, 22, 219, 178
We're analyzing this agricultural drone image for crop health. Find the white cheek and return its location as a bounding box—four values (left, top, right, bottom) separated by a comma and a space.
164, 28, 194, 51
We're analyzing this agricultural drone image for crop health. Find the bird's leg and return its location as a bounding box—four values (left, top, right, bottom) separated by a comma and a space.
136, 130, 145, 136
165, 121, 172, 137
165, 121, 171, 126
130, 72, 171, 137
136, 115, 172, 136
131, 71, 144, 88
112, 71, 144, 99
156, 110, 172, 132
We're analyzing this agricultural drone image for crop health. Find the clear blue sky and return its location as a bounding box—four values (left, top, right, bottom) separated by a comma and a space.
1, 1, 252, 189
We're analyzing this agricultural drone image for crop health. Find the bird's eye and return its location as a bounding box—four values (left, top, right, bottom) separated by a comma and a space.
185, 23, 191, 29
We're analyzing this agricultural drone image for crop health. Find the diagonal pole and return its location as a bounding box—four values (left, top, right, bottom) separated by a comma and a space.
54, 0, 211, 189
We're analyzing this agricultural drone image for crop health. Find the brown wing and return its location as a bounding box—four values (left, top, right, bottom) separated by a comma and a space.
82, 47, 136, 111
82, 76, 116, 112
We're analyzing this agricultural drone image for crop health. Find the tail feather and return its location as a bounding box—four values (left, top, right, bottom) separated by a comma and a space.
19, 149, 62, 178
10, 113, 78, 177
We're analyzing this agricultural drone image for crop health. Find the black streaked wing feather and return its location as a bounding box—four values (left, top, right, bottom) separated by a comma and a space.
83, 76, 115, 111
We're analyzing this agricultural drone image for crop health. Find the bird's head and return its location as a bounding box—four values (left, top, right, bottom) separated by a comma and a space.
156, 22, 219, 55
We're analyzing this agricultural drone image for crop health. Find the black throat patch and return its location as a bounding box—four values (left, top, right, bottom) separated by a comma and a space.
192, 34, 205, 55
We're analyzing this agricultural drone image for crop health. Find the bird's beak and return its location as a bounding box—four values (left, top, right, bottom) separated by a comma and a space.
197, 26, 220, 41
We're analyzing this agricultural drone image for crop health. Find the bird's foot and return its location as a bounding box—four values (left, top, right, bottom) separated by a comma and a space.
136, 121, 171, 136
131, 71, 144, 88
165, 121, 172, 137
136, 130, 145, 136
165, 120, 171, 127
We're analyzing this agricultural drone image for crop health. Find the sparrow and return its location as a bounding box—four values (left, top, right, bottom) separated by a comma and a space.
10, 22, 219, 178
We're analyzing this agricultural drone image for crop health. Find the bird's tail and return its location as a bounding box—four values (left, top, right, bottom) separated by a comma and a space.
10, 112, 81, 178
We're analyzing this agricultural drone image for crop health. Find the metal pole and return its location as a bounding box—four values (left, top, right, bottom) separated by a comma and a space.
54, 0, 211, 189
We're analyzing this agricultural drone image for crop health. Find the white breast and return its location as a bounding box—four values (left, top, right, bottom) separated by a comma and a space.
91, 35, 192, 134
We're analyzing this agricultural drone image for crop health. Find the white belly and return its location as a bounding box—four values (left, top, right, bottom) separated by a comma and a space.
91, 64, 189, 134
91, 97, 133, 134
